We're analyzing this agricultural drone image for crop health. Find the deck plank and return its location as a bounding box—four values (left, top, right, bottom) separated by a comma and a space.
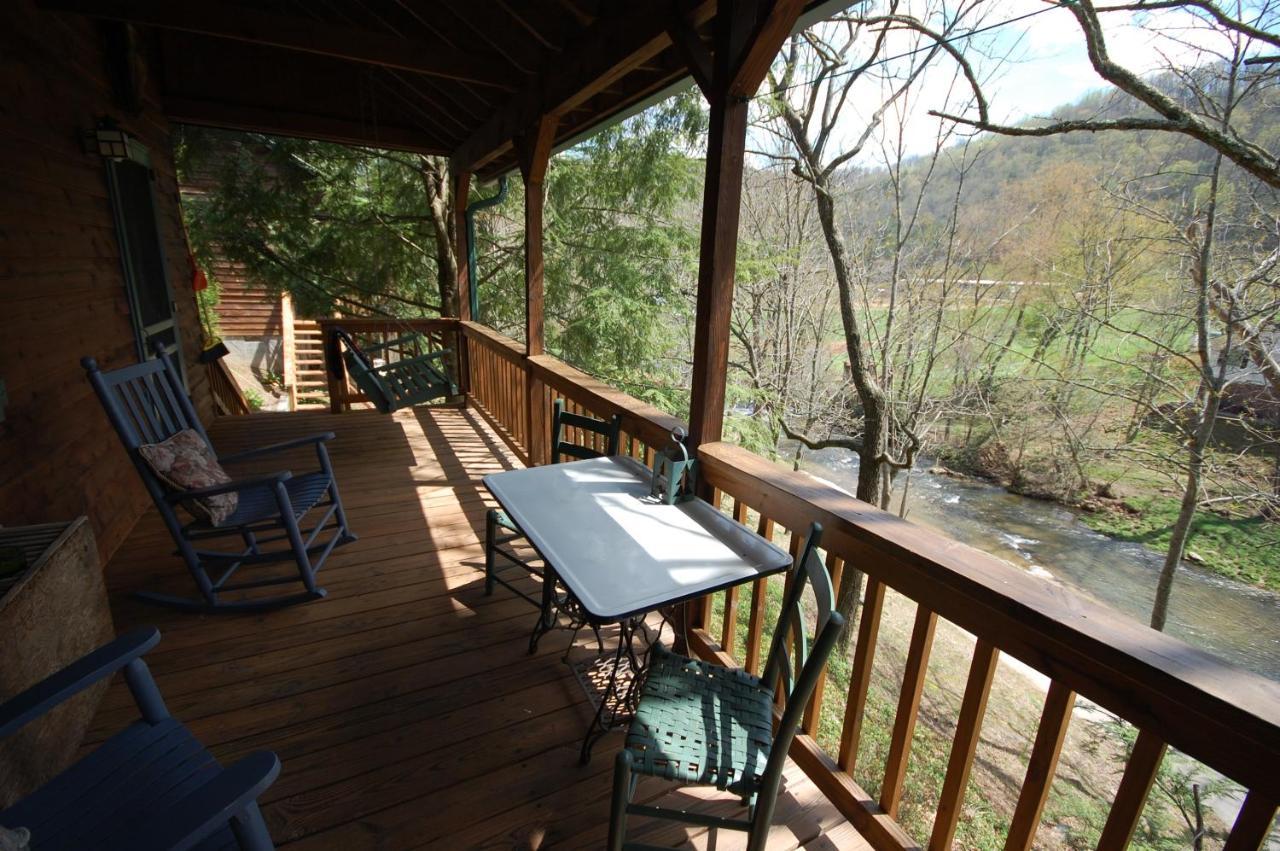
95, 407, 869, 849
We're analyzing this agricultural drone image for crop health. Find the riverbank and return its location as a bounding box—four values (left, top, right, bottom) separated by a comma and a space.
928, 444, 1280, 594
1080, 495, 1280, 592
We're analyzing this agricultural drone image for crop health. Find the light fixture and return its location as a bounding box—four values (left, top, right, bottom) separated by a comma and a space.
84, 120, 134, 160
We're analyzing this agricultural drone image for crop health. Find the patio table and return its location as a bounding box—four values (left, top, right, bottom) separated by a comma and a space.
482, 454, 791, 762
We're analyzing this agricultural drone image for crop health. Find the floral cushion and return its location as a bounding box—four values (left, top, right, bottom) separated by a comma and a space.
137, 429, 238, 525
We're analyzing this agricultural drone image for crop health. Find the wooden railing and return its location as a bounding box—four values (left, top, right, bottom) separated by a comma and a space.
327, 317, 1280, 849
463, 322, 684, 467
317, 317, 463, 413
205, 357, 250, 416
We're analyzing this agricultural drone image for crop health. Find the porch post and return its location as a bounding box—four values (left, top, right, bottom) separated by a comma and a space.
683, 0, 805, 449
516, 115, 558, 464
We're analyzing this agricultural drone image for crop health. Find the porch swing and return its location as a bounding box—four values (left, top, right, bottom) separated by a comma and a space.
319, 80, 460, 414
332, 325, 458, 414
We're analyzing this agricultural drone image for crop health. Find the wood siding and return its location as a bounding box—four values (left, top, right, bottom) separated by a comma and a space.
0, 1, 211, 563
208, 260, 282, 339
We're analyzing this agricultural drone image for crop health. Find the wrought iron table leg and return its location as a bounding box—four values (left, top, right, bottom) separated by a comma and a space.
579, 623, 631, 764
527, 567, 560, 655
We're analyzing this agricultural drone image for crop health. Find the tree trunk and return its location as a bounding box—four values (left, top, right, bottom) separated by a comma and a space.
1150, 442, 1202, 630
812, 180, 889, 507
808, 174, 889, 647
419, 155, 459, 317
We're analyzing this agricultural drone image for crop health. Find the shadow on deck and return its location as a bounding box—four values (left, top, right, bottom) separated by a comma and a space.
94, 407, 867, 850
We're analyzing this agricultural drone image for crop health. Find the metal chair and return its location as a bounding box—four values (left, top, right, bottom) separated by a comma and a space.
0, 627, 280, 850
332, 327, 456, 414
83, 343, 356, 612
484, 399, 621, 650
607, 523, 846, 851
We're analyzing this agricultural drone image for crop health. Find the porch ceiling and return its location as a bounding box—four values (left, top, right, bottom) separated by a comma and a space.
41, 0, 849, 179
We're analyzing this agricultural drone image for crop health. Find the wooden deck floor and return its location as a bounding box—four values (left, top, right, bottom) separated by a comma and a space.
94, 406, 869, 850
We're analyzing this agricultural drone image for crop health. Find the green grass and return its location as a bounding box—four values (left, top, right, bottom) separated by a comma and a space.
1082, 496, 1280, 591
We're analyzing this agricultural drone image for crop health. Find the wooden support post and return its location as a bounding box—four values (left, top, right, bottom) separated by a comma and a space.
324, 324, 347, 413
683, 0, 804, 449
280, 292, 297, 411
516, 115, 557, 465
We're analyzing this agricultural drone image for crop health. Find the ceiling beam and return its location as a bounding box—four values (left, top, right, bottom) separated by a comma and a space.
40, 0, 518, 90
730, 0, 807, 96
164, 97, 448, 154
451, 0, 718, 173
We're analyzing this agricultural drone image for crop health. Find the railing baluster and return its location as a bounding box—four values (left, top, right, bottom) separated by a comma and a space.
1004, 680, 1076, 851
930, 638, 999, 851
719, 498, 749, 656
743, 516, 775, 675
880, 604, 938, 818
838, 576, 886, 773
1095, 730, 1167, 851
1223, 792, 1278, 851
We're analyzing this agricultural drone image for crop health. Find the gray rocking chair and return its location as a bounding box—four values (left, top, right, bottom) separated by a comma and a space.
1, 627, 280, 850
608, 523, 846, 851
83, 343, 356, 612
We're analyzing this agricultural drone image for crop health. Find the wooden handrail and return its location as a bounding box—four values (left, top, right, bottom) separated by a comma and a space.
696, 441, 1280, 796
400, 317, 1280, 848
526, 354, 684, 449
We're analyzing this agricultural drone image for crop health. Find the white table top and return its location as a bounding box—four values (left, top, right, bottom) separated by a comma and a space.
483, 455, 792, 621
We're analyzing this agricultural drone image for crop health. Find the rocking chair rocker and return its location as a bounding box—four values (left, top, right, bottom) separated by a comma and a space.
333, 326, 457, 414
83, 343, 356, 612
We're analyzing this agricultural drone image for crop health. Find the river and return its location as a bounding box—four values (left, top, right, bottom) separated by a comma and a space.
784, 443, 1280, 682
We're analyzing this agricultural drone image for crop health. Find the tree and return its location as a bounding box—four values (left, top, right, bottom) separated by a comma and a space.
754, 3, 1014, 636
931, 0, 1280, 190
177, 129, 460, 319
472, 89, 707, 407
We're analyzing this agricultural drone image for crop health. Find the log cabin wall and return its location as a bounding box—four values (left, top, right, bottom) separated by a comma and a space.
204, 262, 283, 340
0, 1, 211, 564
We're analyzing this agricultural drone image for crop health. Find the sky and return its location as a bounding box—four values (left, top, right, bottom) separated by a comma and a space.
749, 0, 1249, 163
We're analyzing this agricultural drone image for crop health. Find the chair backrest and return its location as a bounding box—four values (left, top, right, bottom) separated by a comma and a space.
82, 343, 210, 514
334, 327, 393, 413
83, 343, 209, 452
549, 398, 621, 463
759, 524, 846, 784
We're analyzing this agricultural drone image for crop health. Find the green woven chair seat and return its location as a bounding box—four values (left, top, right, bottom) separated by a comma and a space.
494, 509, 519, 532
624, 644, 774, 795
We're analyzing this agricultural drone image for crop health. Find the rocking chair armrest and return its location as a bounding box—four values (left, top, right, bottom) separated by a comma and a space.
128, 751, 282, 851
165, 472, 292, 503
0, 627, 161, 739
218, 432, 335, 464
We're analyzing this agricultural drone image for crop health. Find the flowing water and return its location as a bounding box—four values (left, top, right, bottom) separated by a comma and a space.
783, 443, 1280, 681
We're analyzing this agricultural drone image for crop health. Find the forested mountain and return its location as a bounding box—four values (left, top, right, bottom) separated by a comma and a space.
827, 72, 1279, 280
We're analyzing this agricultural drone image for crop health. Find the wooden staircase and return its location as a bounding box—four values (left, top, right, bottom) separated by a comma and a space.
277, 294, 329, 410
290, 320, 328, 408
